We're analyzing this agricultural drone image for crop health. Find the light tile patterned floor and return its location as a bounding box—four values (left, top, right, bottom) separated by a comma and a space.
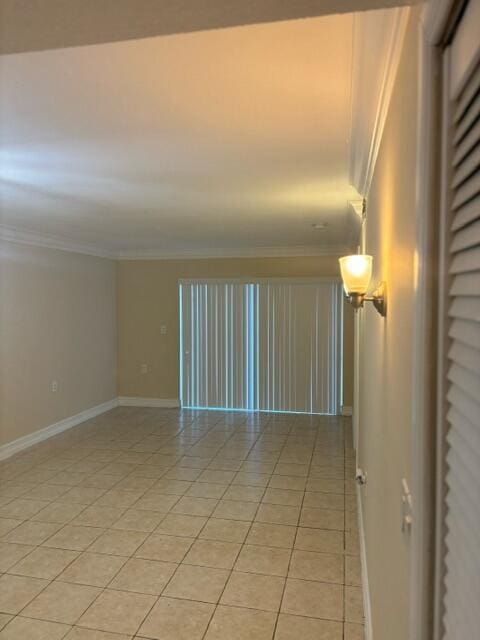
0, 408, 364, 639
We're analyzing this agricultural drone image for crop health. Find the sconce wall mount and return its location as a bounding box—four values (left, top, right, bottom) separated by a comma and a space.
347, 281, 387, 316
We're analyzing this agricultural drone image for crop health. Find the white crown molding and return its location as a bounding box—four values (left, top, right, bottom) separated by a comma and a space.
1, 224, 348, 261
115, 244, 350, 260
349, 6, 411, 197
346, 199, 365, 250
348, 200, 364, 220
118, 397, 180, 408
0, 224, 115, 259
0, 398, 118, 461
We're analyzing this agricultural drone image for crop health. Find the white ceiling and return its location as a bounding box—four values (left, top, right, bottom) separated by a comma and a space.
0, 14, 362, 257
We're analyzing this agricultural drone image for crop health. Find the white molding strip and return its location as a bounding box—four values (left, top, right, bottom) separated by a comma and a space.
0, 398, 118, 461
349, 6, 411, 196
357, 484, 373, 639
0, 224, 115, 259
1, 224, 348, 261
116, 244, 349, 260
341, 405, 353, 416
118, 397, 180, 408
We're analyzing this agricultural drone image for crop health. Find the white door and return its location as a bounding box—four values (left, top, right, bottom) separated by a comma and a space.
436, 0, 480, 635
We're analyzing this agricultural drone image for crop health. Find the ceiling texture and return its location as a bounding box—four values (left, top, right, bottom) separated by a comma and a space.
0, 1, 411, 258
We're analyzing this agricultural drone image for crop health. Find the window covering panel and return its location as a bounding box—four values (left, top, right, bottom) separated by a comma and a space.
179, 280, 343, 414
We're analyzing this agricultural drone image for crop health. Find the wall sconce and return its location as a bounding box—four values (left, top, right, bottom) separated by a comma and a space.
339, 255, 387, 316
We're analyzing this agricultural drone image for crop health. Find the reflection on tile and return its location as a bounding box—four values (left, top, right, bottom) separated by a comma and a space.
235, 544, 291, 576
289, 550, 344, 583
43, 525, 104, 551
9, 547, 79, 580
0, 575, 48, 614
344, 622, 365, 640
246, 523, 296, 549
275, 613, 342, 640
135, 533, 193, 563
109, 557, 177, 595
77, 588, 156, 635
183, 539, 241, 569
0, 616, 70, 639
221, 571, 285, 612
87, 529, 147, 557
138, 596, 214, 640
0, 542, 35, 572
205, 604, 276, 640
345, 586, 364, 623
163, 563, 229, 603
199, 518, 250, 543
155, 514, 207, 537
22, 581, 100, 624
57, 552, 127, 587
281, 578, 343, 620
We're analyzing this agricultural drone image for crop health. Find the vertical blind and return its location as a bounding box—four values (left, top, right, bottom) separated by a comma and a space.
440, 2, 480, 636
179, 280, 343, 414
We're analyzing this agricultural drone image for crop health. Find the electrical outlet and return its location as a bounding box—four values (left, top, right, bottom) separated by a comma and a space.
140, 364, 148, 374
160, 325, 167, 335
51, 380, 59, 392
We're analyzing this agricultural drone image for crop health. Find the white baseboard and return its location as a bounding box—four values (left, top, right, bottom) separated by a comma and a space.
357, 484, 373, 639
0, 398, 118, 462
341, 405, 353, 416
118, 396, 180, 408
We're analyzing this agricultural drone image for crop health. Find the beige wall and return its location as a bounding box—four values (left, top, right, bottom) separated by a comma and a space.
357, 7, 420, 638
0, 241, 117, 447
117, 256, 354, 407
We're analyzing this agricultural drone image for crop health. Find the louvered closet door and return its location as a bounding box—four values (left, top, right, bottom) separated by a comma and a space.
440, 0, 480, 636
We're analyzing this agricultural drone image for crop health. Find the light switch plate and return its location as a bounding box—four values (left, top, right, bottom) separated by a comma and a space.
401, 478, 413, 533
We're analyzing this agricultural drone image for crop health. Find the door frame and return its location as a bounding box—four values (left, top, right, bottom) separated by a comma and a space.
410, 1, 467, 638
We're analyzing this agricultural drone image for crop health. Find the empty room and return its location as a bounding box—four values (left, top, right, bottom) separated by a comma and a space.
1, 0, 479, 639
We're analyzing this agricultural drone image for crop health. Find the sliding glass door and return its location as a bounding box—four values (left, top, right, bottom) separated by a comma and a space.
179, 279, 343, 414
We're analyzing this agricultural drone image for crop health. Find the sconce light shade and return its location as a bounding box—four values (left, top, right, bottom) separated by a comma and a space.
339, 254, 387, 316
339, 255, 373, 295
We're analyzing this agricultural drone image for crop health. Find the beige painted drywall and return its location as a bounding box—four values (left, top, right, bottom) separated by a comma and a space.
117, 256, 354, 407
0, 241, 117, 447
357, 7, 420, 638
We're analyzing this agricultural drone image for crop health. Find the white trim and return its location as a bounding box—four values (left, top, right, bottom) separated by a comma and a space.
118, 396, 180, 408
0, 398, 118, 461
349, 7, 410, 196
0, 224, 349, 261
348, 201, 364, 219
409, 19, 441, 640
409, 2, 460, 639
346, 200, 365, 249
357, 485, 373, 640
116, 245, 349, 260
0, 224, 115, 259
341, 405, 353, 416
